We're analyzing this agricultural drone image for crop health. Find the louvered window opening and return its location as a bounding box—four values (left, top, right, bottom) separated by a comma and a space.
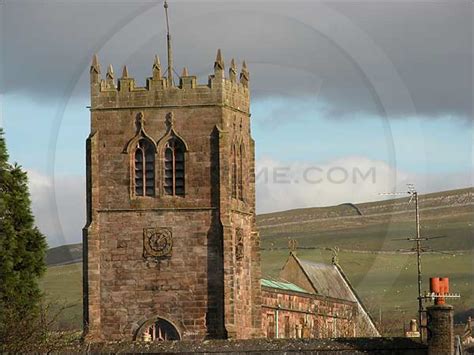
164, 138, 185, 196
135, 140, 155, 197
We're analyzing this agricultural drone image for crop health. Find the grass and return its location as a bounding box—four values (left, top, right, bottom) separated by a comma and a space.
40, 249, 473, 333
39, 263, 83, 330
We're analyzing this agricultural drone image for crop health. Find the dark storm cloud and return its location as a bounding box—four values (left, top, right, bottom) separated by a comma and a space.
2, 0, 472, 121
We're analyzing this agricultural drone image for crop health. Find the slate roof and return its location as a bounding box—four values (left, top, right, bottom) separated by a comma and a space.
287, 253, 380, 336
295, 258, 356, 301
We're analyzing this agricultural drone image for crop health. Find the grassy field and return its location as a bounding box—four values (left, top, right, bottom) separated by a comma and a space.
39, 263, 83, 330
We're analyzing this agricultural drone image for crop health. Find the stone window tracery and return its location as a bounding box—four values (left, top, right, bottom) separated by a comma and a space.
134, 139, 155, 197
164, 137, 185, 196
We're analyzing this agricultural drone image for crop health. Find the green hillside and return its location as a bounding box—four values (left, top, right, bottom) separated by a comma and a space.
40, 187, 473, 333
258, 187, 473, 252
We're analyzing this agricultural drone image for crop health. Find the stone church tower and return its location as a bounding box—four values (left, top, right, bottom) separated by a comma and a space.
83, 49, 262, 341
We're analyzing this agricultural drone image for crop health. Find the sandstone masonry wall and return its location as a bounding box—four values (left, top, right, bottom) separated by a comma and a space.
83, 53, 261, 341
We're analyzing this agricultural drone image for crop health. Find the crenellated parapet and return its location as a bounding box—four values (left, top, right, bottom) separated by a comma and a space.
90, 49, 250, 113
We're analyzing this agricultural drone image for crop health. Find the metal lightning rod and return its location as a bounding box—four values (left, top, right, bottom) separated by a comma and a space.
164, 0, 174, 87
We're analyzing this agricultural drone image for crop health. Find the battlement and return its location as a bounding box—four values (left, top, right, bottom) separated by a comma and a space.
90, 49, 250, 113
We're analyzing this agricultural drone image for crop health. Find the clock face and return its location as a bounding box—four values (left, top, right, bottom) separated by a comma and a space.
144, 228, 172, 258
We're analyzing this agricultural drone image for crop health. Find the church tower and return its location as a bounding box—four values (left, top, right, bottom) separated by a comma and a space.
83, 42, 261, 339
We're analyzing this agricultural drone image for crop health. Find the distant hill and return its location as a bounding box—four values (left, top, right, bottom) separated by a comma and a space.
45, 243, 83, 266
258, 187, 473, 252
45, 187, 473, 265
258, 187, 472, 225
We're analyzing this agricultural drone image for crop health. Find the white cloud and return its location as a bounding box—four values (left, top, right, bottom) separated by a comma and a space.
27, 170, 85, 248
255, 156, 402, 213
255, 156, 472, 214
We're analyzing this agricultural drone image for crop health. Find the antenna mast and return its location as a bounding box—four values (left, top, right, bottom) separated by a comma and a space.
164, 0, 174, 87
413, 186, 423, 336
383, 184, 447, 342
381, 184, 424, 339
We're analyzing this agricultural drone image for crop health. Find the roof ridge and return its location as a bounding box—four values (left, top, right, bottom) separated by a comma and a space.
299, 258, 335, 268
333, 262, 380, 335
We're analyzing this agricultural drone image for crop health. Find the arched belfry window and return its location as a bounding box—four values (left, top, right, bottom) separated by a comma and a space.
157, 112, 188, 197
126, 113, 156, 198
134, 139, 155, 197
164, 137, 185, 196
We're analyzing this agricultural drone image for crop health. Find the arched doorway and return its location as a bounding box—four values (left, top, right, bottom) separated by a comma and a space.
136, 317, 181, 341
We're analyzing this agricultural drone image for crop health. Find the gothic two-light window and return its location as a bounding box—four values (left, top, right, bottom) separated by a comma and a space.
129, 112, 187, 198
134, 139, 155, 197
164, 137, 186, 196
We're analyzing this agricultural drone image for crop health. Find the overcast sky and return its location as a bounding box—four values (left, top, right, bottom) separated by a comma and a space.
1, 1, 472, 247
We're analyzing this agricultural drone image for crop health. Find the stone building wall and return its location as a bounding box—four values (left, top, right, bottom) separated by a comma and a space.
261, 287, 357, 339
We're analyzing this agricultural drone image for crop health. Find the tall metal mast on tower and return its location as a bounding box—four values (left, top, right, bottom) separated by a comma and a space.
164, 0, 174, 87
